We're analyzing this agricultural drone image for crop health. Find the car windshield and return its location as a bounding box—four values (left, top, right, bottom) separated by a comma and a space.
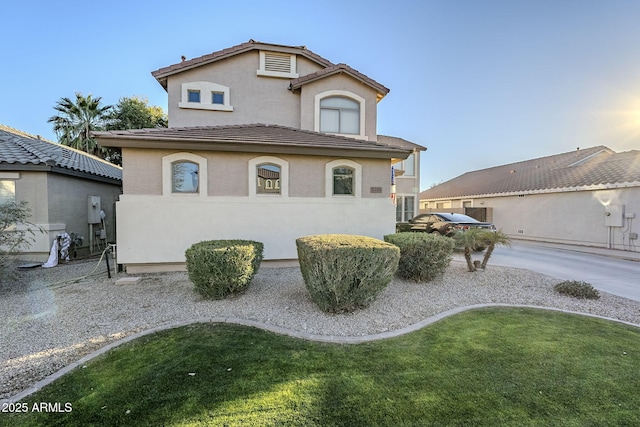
437, 213, 479, 223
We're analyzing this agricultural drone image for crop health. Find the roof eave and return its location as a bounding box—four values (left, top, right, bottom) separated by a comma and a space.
289, 68, 390, 100
151, 41, 335, 90
96, 136, 410, 160
421, 181, 640, 200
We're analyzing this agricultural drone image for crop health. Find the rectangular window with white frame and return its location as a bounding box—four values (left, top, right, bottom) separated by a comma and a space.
395, 195, 415, 222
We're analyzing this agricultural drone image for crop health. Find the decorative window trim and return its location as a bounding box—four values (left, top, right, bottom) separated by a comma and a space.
248, 156, 289, 197
325, 159, 362, 198
257, 51, 298, 78
179, 81, 233, 112
314, 90, 367, 140
162, 152, 208, 197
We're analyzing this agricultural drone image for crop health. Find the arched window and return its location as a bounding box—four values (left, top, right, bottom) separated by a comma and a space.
332, 166, 354, 195
172, 161, 199, 193
162, 152, 207, 197
320, 96, 360, 135
325, 159, 361, 198
250, 157, 287, 196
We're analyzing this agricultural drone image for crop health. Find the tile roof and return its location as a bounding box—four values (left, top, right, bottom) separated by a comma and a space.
151, 39, 334, 89
420, 146, 640, 199
93, 123, 412, 159
150, 40, 390, 100
289, 63, 390, 99
377, 135, 427, 152
0, 124, 122, 182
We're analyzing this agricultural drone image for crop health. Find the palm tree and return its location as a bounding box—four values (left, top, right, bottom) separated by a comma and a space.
48, 93, 112, 157
454, 229, 511, 271
454, 229, 482, 272
479, 230, 511, 269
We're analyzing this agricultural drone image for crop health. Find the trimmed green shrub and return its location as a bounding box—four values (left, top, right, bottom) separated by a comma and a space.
296, 234, 400, 313
554, 280, 600, 300
384, 232, 455, 281
185, 240, 264, 299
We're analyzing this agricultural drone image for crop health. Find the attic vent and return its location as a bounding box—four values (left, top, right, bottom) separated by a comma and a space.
264, 52, 291, 73
258, 51, 298, 78
62, 148, 72, 160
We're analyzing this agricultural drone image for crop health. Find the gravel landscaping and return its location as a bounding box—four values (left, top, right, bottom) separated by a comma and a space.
1, 256, 640, 400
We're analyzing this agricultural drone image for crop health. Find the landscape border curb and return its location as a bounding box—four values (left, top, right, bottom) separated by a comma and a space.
3, 303, 639, 404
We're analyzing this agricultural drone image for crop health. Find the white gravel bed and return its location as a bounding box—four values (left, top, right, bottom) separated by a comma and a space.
2, 257, 640, 400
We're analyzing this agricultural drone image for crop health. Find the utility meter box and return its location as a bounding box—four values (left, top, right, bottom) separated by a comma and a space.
604, 204, 624, 227
88, 196, 101, 224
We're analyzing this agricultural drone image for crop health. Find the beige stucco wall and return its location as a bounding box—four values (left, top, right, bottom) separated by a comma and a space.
115, 147, 396, 272
116, 195, 396, 273
425, 187, 640, 251
165, 50, 381, 142
122, 148, 392, 198
167, 52, 325, 129
298, 74, 379, 140
46, 173, 121, 247
12, 171, 121, 260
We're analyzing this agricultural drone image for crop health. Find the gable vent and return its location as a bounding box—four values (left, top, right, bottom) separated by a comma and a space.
264, 52, 292, 73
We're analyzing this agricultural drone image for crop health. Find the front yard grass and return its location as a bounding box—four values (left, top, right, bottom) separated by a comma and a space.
4, 307, 639, 426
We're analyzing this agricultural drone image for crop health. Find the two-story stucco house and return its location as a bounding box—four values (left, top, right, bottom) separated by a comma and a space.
95, 40, 425, 273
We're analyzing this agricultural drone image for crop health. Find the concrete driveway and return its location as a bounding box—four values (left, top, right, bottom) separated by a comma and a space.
465, 240, 640, 302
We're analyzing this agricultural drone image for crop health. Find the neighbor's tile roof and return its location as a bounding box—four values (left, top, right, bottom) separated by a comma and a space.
0, 124, 122, 182
93, 123, 411, 158
420, 146, 640, 199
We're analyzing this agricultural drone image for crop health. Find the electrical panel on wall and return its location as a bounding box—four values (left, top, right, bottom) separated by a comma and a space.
604, 204, 624, 227
88, 196, 101, 224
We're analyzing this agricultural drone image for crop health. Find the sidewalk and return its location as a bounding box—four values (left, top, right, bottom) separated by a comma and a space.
511, 239, 640, 262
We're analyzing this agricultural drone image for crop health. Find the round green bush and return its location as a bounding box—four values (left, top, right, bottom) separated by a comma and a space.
384, 233, 455, 282
185, 240, 263, 299
554, 280, 600, 300
296, 234, 400, 313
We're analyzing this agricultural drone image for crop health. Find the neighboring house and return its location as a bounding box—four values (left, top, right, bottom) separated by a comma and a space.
95, 40, 425, 273
419, 146, 640, 252
0, 124, 122, 260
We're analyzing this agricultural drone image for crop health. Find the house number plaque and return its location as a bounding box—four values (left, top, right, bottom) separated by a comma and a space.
370, 187, 382, 193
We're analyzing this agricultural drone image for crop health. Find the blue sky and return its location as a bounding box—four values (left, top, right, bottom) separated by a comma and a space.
2, 0, 640, 189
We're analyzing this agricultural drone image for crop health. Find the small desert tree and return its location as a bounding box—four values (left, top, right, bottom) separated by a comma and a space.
455, 229, 511, 272
0, 201, 41, 275
479, 230, 511, 269
454, 229, 481, 272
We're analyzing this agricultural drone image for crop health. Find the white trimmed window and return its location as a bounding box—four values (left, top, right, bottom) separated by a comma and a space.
162, 153, 208, 197
257, 51, 298, 78
249, 156, 289, 197
325, 159, 362, 197
315, 90, 366, 140
179, 82, 233, 112
395, 195, 415, 222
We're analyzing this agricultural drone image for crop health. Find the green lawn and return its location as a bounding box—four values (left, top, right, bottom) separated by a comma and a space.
4, 307, 639, 426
